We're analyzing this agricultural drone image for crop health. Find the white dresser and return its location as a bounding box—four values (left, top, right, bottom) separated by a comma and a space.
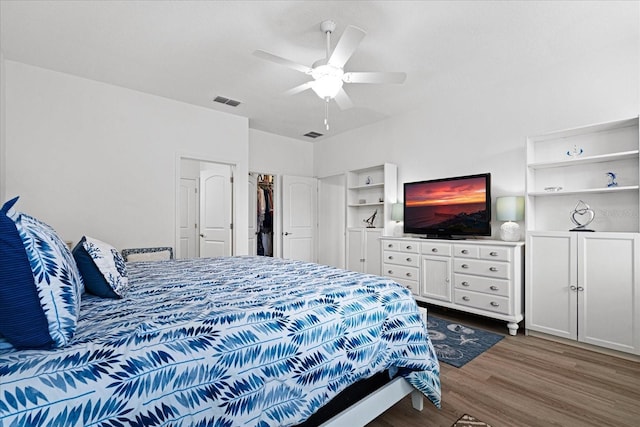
381, 237, 524, 335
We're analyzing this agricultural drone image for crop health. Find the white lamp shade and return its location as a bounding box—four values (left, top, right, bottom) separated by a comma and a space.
496, 196, 524, 241
496, 196, 525, 221
391, 203, 404, 222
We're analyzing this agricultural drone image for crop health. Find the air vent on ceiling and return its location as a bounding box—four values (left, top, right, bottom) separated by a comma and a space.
303, 131, 324, 139
213, 96, 241, 107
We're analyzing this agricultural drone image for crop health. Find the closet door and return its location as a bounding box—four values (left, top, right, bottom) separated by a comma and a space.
282, 175, 317, 262
248, 173, 257, 256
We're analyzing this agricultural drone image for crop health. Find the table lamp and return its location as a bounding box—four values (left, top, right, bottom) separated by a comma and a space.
391, 202, 403, 237
496, 196, 524, 241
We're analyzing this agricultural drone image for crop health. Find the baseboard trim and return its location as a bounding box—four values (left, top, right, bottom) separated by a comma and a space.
525, 330, 640, 362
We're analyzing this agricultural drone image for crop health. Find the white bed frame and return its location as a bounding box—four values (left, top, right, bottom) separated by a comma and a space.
320, 377, 424, 426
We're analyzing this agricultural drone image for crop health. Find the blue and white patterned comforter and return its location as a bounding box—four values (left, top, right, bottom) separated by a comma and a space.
0, 256, 441, 426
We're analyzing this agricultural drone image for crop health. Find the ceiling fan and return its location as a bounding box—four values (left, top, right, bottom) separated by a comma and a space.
253, 20, 407, 129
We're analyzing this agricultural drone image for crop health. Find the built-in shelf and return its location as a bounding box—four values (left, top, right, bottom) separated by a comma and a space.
348, 183, 384, 190
348, 202, 384, 207
528, 150, 639, 170
528, 185, 639, 197
526, 117, 639, 233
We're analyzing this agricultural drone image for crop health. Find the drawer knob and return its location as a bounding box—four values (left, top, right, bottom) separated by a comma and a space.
490, 285, 499, 291
461, 264, 469, 268
406, 257, 412, 262
489, 267, 498, 272
388, 244, 393, 248
388, 255, 393, 260
490, 251, 498, 256
406, 245, 413, 250
406, 272, 412, 277
461, 249, 468, 254
431, 248, 438, 252
462, 296, 470, 301
490, 302, 500, 307
461, 281, 470, 287
388, 270, 393, 274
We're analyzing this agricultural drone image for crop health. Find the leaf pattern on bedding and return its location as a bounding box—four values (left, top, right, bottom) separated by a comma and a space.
0, 256, 440, 426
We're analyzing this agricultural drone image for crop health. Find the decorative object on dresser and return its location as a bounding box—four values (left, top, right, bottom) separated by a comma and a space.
525, 117, 640, 356
381, 237, 524, 336
495, 196, 524, 241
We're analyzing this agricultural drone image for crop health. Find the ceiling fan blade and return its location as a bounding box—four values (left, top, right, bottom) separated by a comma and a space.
328, 25, 366, 68
253, 50, 312, 74
333, 88, 354, 110
284, 81, 314, 96
343, 72, 407, 84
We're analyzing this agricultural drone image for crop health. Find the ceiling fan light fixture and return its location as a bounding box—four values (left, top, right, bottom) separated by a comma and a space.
310, 64, 344, 99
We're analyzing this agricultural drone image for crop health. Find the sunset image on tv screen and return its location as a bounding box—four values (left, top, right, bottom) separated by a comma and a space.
404, 176, 488, 230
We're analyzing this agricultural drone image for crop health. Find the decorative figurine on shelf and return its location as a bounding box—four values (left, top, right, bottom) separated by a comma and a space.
606, 172, 618, 188
566, 144, 584, 158
365, 176, 372, 185
570, 200, 595, 232
363, 209, 378, 228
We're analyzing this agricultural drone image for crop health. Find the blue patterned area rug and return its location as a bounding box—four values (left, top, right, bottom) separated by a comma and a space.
426, 315, 504, 368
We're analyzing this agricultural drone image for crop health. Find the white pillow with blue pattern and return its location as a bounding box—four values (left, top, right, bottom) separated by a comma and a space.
0, 196, 84, 349
73, 236, 129, 298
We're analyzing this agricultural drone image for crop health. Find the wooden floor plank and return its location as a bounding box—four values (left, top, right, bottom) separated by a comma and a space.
366, 307, 640, 427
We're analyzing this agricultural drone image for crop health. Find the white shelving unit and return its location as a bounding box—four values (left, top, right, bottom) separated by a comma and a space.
345, 164, 397, 274
525, 117, 640, 356
346, 164, 398, 234
525, 117, 639, 233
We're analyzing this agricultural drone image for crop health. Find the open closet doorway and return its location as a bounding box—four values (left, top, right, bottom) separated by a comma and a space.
178, 158, 234, 259
249, 172, 276, 257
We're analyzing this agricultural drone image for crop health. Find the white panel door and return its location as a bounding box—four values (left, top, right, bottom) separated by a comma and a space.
248, 173, 258, 256
199, 166, 232, 257
346, 228, 364, 272
317, 174, 346, 269
525, 232, 577, 339
282, 175, 317, 262
179, 178, 198, 259
363, 228, 383, 275
579, 233, 640, 354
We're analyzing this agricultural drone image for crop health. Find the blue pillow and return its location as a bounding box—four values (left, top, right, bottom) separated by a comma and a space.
0, 197, 83, 349
73, 236, 128, 298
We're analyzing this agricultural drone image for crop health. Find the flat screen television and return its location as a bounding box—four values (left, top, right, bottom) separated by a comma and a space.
403, 173, 491, 239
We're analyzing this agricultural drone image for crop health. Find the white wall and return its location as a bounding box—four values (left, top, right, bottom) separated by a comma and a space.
314, 31, 639, 240
4, 61, 250, 253
249, 129, 313, 176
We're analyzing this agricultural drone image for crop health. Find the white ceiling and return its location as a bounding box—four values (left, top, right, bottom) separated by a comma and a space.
1, 1, 637, 141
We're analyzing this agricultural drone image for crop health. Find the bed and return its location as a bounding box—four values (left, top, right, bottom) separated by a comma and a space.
0, 251, 441, 426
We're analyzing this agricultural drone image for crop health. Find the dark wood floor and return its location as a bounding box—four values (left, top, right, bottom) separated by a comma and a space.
366, 306, 640, 427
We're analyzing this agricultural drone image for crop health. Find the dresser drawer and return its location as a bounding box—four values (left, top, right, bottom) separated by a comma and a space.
454, 289, 510, 315
454, 274, 510, 297
453, 258, 510, 279
421, 242, 451, 256
382, 240, 419, 253
479, 246, 511, 262
383, 250, 419, 267
453, 244, 479, 258
383, 264, 419, 282
393, 277, 420, 296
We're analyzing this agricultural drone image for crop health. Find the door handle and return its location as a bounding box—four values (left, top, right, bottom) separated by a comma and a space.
199, 233, 205, 238
284, 232, 292, 236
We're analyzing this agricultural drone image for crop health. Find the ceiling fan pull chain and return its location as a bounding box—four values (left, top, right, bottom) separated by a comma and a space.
324, 99, 330, 130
